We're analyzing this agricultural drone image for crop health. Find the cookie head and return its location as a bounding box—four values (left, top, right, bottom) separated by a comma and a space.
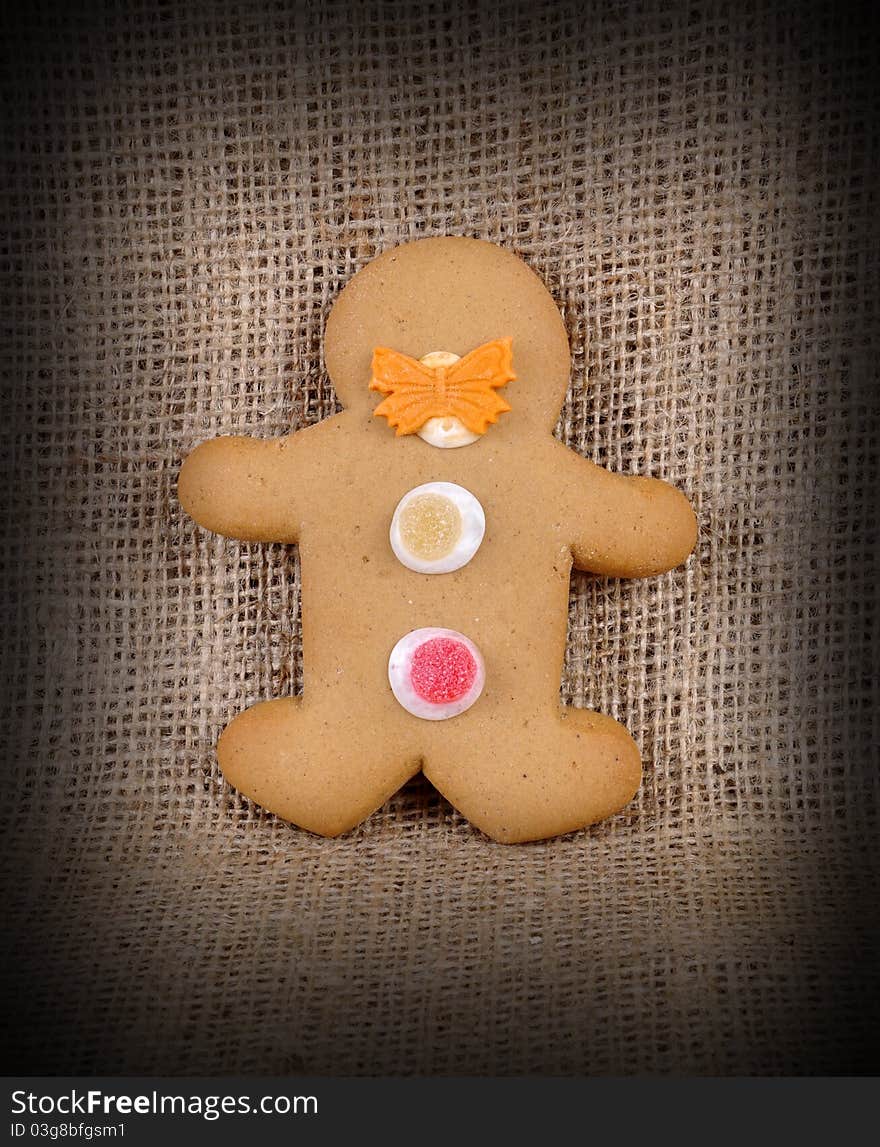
324, 237, 571, 438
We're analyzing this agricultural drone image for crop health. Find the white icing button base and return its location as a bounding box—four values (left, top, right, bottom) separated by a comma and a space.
388, 627, 485, 720
390, 481, 485, 574
417, 416, 480, 450
415, 351, 480, 449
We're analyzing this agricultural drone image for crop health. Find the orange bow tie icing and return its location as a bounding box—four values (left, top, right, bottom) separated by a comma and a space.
369, 338, 515, 436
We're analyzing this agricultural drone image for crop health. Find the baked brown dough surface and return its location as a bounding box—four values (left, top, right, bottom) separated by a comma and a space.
178, 237, 697, 842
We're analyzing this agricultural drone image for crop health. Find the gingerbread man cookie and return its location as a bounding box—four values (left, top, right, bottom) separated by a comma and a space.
178, 237, 697, 842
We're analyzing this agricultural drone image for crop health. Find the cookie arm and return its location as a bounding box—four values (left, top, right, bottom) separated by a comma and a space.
558, 448, 698, 578
178, 433, 308, 543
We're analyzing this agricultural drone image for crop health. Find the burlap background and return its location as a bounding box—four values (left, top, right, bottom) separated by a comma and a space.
2, 0, 877, 1075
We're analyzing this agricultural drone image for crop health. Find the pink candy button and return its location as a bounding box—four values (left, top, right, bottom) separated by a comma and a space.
388, 628, 485, 720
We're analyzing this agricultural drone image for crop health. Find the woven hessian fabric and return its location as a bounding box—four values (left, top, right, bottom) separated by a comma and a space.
2, 0, 877, 1075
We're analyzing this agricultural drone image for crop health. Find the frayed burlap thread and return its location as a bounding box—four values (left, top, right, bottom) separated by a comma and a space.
1, 0, 877, 1074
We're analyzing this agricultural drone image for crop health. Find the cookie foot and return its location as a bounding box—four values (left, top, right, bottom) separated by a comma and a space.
218, 696, 421, 836
424, 705, 642, 843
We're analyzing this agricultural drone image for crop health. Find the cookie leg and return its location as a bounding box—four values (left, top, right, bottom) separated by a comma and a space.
424, 705, 642, 844
217, 696, 421, 836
